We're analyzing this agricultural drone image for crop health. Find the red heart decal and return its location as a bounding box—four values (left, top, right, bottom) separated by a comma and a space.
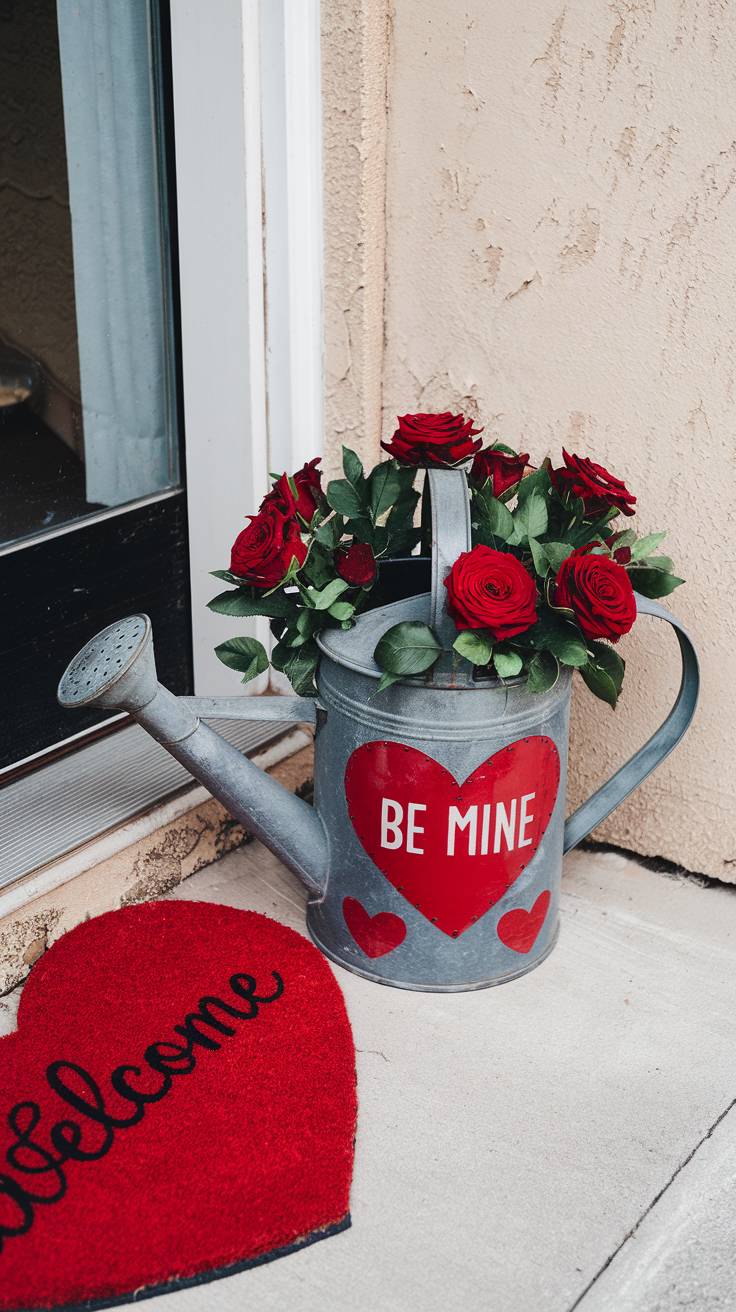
345, 737, 559, 938
497, 890, 551, 953
343, 897, 407, 958
0, 900, 356, 1311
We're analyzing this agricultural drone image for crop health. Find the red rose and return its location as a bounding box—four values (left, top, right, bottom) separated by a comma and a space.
605, 532, 632, 565
444, 546, 537, 639
554, 545, 636, 641
336, 542, 376, 587
293, 458, 322, 523
551, 449, 636, 518
471, 447, 530, 496
230, 505, 306, 589
260, 472, 298, 518
381, 411, 483, 467
261, 459, 322, 524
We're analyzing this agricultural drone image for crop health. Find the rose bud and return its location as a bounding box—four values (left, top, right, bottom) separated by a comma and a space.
261, 459, 322, 525
381, 411, 483, 467
550, 449, 636, 518
293, 458, 322, 523
230, 505, 306, 589
444, 545, 537, 640
471, 447, 530, 497
336, 542, 377, 588
260, 472, 298, 518
605, 532, 632, 565
554, 545, 636, 641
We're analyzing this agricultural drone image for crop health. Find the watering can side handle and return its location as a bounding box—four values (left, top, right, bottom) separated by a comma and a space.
426, 465, 474, 687
563, 593, 699, 854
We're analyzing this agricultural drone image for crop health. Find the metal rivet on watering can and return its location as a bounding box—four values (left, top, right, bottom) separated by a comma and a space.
58, 466, 699, 992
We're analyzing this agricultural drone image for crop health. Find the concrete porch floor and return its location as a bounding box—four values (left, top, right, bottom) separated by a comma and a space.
2, 844, 735, 1311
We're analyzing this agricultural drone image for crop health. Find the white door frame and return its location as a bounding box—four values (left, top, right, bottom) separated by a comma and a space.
170, 0, 324, 695
0, 0, 325, 896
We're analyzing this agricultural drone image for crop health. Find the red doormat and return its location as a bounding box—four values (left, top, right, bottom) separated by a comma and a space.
0, 900, 357, 1311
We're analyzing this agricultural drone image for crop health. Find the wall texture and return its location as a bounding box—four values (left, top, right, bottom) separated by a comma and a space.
322, 0, 390, 478
322, 0, 736, 879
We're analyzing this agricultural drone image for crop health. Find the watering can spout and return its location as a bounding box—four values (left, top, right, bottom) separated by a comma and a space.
57, 616, 329, 897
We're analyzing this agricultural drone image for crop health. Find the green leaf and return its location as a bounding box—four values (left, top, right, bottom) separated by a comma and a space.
207, 589, 293, 618
516, 464, 552, 504
387, 526, 422, 556
374, 621, 441, 677
526, 650, 559, 694
478, 494, 515, 543
562, 494, 588, 530
348, 516, 375, 545
286, 608, 323, 648
373, 671, 403, 696
342, 446, 365, 488
628, 568, 685, 599
314, 515, 344, 548
608, 528, 636, 550
303, 577, 351, 610
386, 487, 420, 540
580, 661, 618, 708
270, 640, 319, 695
370, 525, 391, 554
528, 615, 587, 666
369, 461, 403, 519
513, 491, 548, 542
326, 478, 366, 519
587, 641, 625, 693
453, 630, 493, 665
303, 543, 334, 590
542, 541, 573, 572
493, 649, 523, 678
645, 554, 675, 573
555, 637, 588, 667
529, 537, 549, 577
210, 569, 243, 585
214, 636, 269, 685
327, 600, 355, 621
631, 531, 667, 561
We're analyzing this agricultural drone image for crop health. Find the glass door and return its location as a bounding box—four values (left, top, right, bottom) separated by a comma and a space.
0, 0, 191, 774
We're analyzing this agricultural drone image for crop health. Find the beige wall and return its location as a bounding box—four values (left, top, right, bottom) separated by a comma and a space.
322, 0, 390, 479
323, 0, 736, 880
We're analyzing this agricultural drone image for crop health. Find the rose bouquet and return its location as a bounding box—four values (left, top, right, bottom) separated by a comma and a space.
210, 412, 683, 706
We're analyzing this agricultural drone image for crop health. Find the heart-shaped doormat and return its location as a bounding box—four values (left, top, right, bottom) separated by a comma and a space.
345, 737, 559, 937
0, 900, 356, 1311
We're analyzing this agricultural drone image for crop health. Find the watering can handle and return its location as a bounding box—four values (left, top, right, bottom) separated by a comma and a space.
563, 594, 699, 853
426, 466, 474, 687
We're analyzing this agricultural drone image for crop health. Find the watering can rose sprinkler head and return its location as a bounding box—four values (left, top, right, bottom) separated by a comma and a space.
57, 616, 329, 898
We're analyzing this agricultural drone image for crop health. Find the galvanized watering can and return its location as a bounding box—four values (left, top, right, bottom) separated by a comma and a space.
58, 469, 699, 992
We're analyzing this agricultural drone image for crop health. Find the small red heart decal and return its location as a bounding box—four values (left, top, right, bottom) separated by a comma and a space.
0, 900, 356, 1311
343, 897, 407, 958
497, 890, 551, 953
345, 737, 559, 938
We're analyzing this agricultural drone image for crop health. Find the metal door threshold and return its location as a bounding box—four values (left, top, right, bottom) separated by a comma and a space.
0, 718, 290, 890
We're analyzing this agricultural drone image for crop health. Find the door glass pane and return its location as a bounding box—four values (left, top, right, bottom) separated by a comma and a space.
0, 0, 178, 549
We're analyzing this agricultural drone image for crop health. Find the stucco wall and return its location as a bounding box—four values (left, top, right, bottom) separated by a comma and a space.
323, 0, 736, 879
322, 0, 390, 479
